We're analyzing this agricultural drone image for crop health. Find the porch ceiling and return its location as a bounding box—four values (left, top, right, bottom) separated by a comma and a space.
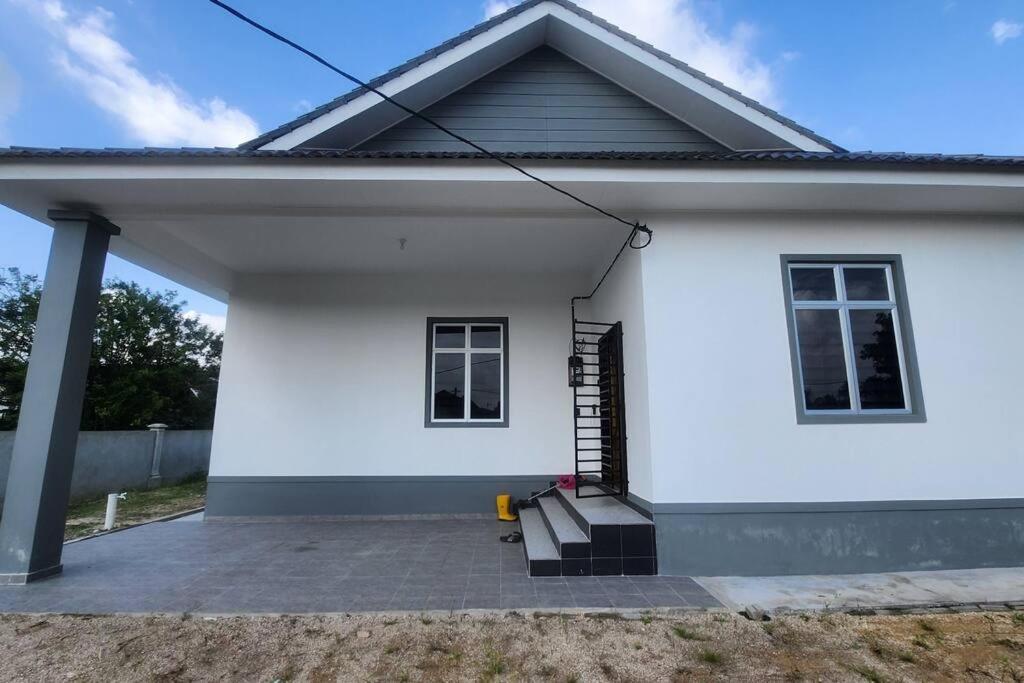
1, 159, 1022, 301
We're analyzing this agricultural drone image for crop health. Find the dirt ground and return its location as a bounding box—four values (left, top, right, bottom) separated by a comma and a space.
63, 478, 206, 540
2, 609, 1023, 681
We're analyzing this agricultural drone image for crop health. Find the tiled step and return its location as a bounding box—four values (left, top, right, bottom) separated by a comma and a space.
537, 496, 591, 576
555, 487, 657, 576
518, 507, 560, 577
555, 486, 653, 530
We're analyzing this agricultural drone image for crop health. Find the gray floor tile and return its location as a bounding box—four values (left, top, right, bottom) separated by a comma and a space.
0, 517, 724, 615
608, 594, 652, 608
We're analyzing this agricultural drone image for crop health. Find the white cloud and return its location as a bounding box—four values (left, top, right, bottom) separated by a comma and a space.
184, 310, 226, 334
17, 0, 259, 146
482, 0, 780, 107
0, 56, 20, 144
292, 98, 314, 114
992, 19, 1023, 45
484, 0, 515, 19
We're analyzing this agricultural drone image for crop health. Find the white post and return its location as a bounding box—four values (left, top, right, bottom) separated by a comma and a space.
147, 423, 167, 489
103, 494, 119, 531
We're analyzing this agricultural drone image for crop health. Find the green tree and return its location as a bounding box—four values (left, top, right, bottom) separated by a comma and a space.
0, 268, 223, 431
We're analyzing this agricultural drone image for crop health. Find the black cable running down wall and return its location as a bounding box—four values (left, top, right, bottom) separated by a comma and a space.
207, 0, 652, 304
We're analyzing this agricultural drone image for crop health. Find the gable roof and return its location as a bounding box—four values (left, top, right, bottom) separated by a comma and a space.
241, 0, 843, 154
350, 46, 730, 154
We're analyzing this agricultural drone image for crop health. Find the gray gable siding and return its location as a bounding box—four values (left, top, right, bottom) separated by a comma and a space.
351, 47, 727, 153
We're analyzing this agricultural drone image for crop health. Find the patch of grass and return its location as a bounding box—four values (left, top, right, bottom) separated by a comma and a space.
762, 622, 776, 637
911, 635, 933, 650
1013, 612, 1024, 626
917, 619, 938, 633
897, 651, 916, 663
419, 617, 433, 625
696, 649, 723, 665
482, 649, 505, 680
536, 664, 557, 678
673, 625, 703, 641
640, 615, 654, 625
848, 663, 885, 682
993, 638, 1024, 652
864, 638, 888, 660
272, 661, 299, 682
63, 477, 207, 540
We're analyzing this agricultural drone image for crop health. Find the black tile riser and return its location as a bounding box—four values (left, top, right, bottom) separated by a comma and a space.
560, 542, 590, 559
621, 524, 655, 558
591, 557, 622, 576
589, 526, 621, 558
622, 557, 657, 575
524, 493, 658, 577
561, 558, 592, 576
529, 559, 561, 577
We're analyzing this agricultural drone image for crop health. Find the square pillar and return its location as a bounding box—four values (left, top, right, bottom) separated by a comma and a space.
0, 211, 119, 584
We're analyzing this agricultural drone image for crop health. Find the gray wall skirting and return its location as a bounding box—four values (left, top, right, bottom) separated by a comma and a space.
205, 475, 554, 517
632, 496, 1024, 577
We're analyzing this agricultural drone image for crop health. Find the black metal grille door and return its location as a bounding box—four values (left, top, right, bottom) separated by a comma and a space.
571, 319, 627, 498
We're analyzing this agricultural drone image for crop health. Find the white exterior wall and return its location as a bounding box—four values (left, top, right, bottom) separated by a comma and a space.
209, 272, 584, 477
640, 213, 1024, 504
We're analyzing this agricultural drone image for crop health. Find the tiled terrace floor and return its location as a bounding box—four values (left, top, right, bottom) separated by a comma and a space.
0, 517, 722, 614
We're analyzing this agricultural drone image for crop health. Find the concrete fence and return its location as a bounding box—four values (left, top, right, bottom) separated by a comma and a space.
0, 427, 212, 505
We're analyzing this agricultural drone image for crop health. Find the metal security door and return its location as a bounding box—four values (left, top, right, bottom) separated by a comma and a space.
571, 319, 627, 498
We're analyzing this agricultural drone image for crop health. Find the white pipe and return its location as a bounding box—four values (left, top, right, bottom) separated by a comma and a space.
103, 493, 126, 531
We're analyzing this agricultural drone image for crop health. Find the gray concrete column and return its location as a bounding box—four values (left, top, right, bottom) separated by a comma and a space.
0, 211, 119, 584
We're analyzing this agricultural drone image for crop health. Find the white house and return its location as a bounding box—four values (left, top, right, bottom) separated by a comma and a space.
1, 0, 1023, 582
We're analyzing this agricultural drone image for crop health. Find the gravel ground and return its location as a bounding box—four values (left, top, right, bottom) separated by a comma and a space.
2, 609, 1024, 681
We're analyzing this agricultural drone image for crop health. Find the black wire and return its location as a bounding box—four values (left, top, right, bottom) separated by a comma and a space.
571, 223, 652, 307
206, 0, 653, 307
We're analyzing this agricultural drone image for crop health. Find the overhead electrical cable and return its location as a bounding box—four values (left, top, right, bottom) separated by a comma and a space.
207, 0, 652, 304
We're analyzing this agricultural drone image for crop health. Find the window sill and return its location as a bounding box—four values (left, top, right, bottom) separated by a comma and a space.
796, 412, 926, 425
425, 421, 510, 429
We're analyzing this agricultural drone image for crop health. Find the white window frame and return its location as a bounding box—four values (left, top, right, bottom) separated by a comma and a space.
789, 263, 912, 416
429, 322, 505, 424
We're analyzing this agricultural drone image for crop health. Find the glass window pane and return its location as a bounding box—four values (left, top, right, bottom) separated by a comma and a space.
843, 267, 889, 301
434, 325, 464, 349
791, 267, 837, 301
850, 309, 906, 409
470, 353, 502, 419
433, 353, 465, 419
471, 325, 502, 349
795, 309, 851, 410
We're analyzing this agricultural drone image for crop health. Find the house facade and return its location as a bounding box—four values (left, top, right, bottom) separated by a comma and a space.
1, 0, 1022, 582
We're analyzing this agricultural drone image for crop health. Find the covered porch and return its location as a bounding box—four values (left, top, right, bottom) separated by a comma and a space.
0, 156, 647, 582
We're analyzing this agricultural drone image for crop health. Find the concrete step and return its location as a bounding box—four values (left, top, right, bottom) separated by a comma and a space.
555, 486, 657, 576
519, 507, 560, 577
537, 496, 592, 576
555, 486, 653, 529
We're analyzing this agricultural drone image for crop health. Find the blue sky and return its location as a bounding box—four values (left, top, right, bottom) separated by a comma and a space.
1, 0, 1022, 325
